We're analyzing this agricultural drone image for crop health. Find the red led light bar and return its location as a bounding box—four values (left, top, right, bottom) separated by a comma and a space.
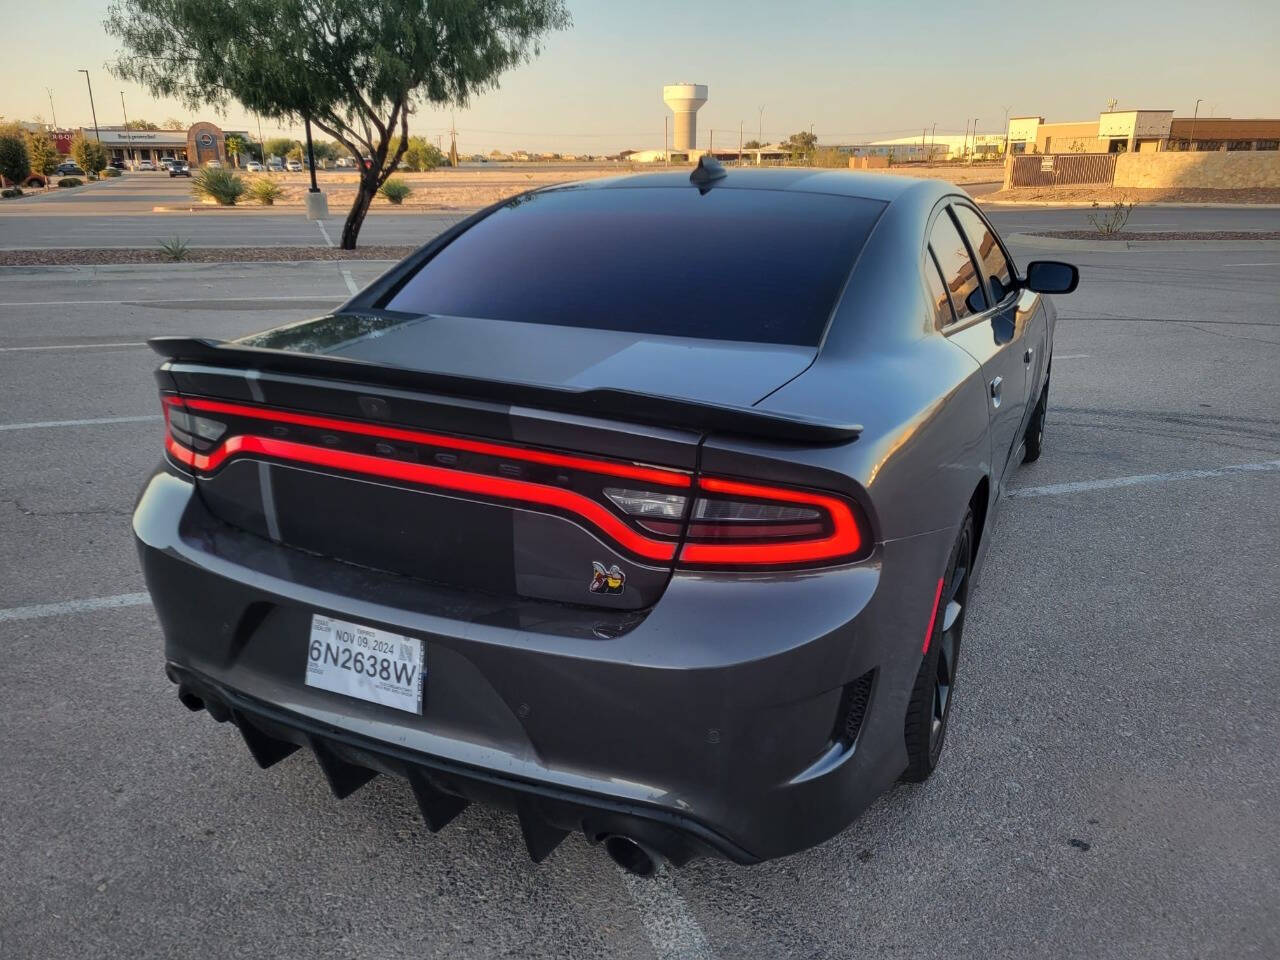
163, 395, 690, 489
921, 577, 945, 654
678, 476, 864, 567
165, 432, 677, 562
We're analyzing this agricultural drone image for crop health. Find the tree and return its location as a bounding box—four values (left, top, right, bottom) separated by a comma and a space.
780, 130, 818, 162
70, 133, 109, 179
263, 137, 299, 161
286, 143, 304, 162
225, 134, 246, 167
0, 128, 30, 186
743, 139, 762, 150
401, 135, 444, 171
124, 118, 161, 130
27, 132, 60, 178
107, 0, 571, 248
311, 140, 341, 165
163, 116, 186, 129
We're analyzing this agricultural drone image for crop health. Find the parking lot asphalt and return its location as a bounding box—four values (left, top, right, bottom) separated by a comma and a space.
1, 216, 1279, 958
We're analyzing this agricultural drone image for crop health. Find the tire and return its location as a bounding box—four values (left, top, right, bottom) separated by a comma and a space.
902, 510, 974, 783
1022, 380, 1048, 464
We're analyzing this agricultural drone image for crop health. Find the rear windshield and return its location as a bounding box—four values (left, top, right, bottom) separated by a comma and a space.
383, 186, 885, 346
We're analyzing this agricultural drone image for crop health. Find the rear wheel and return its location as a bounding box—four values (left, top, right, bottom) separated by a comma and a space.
902, 511, 973, 782
1022, 380, 1048, 463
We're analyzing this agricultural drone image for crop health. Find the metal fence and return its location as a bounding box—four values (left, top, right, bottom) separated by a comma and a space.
1010, 154, 1118, 187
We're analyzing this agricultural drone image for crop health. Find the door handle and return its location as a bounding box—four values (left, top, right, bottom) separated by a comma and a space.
989, 376, 1003, 408
1024, 348, 1034, 364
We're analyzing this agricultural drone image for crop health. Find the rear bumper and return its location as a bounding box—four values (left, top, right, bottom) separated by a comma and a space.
135, 467, 954, 864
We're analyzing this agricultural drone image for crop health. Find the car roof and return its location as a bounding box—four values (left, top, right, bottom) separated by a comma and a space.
554, 167, 952, 205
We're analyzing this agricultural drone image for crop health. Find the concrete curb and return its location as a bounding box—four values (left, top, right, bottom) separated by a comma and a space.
1006, 232, 1280, 253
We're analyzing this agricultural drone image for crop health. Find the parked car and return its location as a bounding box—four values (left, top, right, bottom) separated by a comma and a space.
334, 156, 356, 168
286, 159, 302, 172
160, 159, 173, 170
267, 159, 285, 172
136, 163, 1077, 877
246, 161, 265, 173
136, 159, 155, 171
109, 159, 127, 170
205, 159, 222, 169
168, 162, 191, 178
56, 161, 85, 176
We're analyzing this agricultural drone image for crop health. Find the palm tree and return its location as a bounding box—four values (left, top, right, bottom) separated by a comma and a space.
225, 134, 245, 169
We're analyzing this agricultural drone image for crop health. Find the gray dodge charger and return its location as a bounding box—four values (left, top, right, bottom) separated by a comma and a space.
134, 161, 1077, 876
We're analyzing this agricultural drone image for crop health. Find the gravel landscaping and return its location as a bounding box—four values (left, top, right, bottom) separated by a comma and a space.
986, 185, 1280, 204
0, 245, 420, 266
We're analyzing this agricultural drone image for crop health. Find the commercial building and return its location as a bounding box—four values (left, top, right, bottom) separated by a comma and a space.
73, 122, 247, 166
1008, 110, 1280, 154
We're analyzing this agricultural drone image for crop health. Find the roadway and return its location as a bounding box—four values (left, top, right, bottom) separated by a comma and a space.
1, 189, 1279, 958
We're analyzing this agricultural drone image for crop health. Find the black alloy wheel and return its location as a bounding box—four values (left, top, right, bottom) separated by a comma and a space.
902, 510, 974, 782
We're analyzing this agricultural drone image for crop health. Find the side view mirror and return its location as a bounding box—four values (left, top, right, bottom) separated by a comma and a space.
1023, 260, 1079, 295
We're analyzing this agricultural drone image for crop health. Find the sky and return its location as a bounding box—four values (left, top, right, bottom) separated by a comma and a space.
3, 0, 1278, 154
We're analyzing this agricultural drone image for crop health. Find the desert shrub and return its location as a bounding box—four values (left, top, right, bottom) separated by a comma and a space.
58, 177, 84, 188
158, 235, 191, 261
1, 186, 22, 198
191, 166, 245, 205
1086, 199, 1136, 237
378, 177, 412, 204
103, 167, 123, 178
248, 177, 284, 205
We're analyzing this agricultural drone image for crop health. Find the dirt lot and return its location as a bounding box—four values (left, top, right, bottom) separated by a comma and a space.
175, 162, 1006, 211
987, 185, 1280, 204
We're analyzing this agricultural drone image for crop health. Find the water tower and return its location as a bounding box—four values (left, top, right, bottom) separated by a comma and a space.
663, 84, 708, 152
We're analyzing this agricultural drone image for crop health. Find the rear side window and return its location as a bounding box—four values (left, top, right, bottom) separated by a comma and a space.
384, 187, 886, 346
953, 204, 1015, 304
924, 250, 956, 328
929, 211, 986, 321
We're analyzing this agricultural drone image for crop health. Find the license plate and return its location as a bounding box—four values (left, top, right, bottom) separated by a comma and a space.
305, 614, 425, 714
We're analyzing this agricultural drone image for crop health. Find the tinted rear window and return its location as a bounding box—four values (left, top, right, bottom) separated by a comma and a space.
383, 186, 885, 346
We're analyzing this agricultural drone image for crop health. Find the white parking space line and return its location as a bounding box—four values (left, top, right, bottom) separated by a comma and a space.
619, 867, 715, 960
1008, 459, 1280, 500
0, 414, 161, 432
341, 269, 359, 295
0, 593, 151, 623
1053, 354, 1089, 360
317, 220, 335, 248
0, 342, 146, 353
1222, 262, 1280, 268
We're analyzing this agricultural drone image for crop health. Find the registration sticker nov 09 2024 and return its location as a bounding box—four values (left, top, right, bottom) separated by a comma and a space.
305, 614, 425, 714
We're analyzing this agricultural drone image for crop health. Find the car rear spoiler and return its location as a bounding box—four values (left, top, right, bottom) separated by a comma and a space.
149, 335, 861, 444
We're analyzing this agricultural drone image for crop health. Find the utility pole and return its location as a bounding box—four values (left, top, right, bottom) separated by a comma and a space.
758, 105, 764, 145
738, 120, 743, 166
78, 70, 100, 143
931, 122, 936, 161
1189, 98, 1203, 151
46, 88, 57, 129
664, 115, 668, 165
119, 91, 133, 167
973, 117, 979, 160
449, 113, 459, 167
1002, 105, 1012, 158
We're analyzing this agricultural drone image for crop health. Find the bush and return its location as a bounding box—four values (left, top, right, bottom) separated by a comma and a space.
1, 186, 22, 198
158, 236, 191, 261
0, 131, 30, 186
1086, 199, 1136, 237
58, 177, 84, 188
103, 167, 123, 178
247, 177, 284, 205
191, 166, 245, 205
378, 177, 412, 205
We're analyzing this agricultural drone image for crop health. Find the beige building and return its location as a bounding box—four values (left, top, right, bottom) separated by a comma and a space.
1009, 110, 1280, 155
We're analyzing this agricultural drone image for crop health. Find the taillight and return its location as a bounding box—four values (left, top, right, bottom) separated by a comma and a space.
678, 476, 866, 568
160, 393, 869, 570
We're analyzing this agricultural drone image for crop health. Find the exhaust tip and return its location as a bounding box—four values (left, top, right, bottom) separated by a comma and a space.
604, 835, 660, 878
177, 687, 205, 712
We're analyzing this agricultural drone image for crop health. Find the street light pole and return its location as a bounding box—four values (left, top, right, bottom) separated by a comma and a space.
78, 70, 100, 143
1189, 98, 1202, 151
46, 88, 57, 128
119, 91, 133, 167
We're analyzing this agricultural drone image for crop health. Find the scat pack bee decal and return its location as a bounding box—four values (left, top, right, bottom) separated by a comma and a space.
589, 562, 626, 595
